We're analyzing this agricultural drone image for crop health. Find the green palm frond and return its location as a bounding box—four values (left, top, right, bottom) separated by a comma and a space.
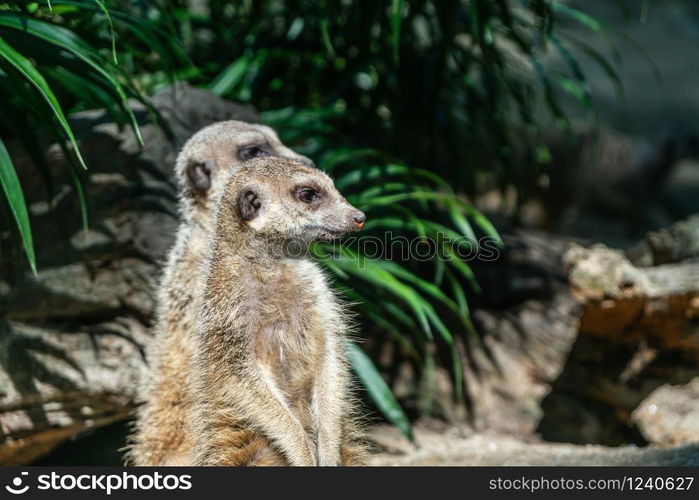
0, 1, 186, 270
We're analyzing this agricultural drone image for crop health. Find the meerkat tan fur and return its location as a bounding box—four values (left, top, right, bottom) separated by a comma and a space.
127, 121, 312, 465
190, 157, 366, 466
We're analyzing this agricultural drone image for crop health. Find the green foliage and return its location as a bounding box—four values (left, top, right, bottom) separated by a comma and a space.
347, 342, 414, 441
172, 0, 615, 190
0, 0, 185, 269
0, 0, 618, 438
0, 137, 35, 273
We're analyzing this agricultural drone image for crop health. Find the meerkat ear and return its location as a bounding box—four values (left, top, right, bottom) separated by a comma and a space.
237, 188, 262, 221
186, 159, 214, 195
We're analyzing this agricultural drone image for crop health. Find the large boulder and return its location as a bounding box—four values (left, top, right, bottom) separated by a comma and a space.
632, 378, 699, 446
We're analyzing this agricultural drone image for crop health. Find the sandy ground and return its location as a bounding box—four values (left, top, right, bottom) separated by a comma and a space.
368, 424, 699, 466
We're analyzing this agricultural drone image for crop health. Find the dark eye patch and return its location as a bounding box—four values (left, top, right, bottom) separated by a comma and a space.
238, 143, 272, 162
295, 185, 322, 204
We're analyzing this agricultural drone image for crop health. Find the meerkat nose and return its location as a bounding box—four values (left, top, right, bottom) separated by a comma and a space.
353, 211, 366, 229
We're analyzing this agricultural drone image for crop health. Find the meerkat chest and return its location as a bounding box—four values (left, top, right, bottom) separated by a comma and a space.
252, 260, 332, 392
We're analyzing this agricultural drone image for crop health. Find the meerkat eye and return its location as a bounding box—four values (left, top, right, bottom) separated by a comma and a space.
297, 187, 319, 204
238, 145, 270, 162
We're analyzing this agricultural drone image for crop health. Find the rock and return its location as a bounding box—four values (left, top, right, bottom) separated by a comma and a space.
627, 214, 699, 266
632, 378, 699, 445
564, 243, 699, 356
463, 291, 581, 435
0, 83, 258, 465
452, 230, 583, 435
380, 229, 586, 434
369, 424, 699, 466
520, 124, 699, 236
453, 229, 699, 446
537, 242, 699, 445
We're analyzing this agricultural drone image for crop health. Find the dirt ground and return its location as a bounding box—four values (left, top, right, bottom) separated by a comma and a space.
31, 419, 699, 465
368, 423, 699, 466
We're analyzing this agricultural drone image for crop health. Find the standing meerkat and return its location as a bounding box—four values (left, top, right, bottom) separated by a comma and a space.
191, 157, 366, 466
127, 121, 312, 465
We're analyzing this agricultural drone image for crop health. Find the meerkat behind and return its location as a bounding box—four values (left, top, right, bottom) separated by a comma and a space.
127, 121, 312, 465
190, 157, 367, 466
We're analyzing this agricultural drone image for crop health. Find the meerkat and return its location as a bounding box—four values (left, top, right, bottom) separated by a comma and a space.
127, 121, 313, 465
190, 157, 366, 466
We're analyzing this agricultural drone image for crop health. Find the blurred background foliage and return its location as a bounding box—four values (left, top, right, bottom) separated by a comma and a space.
0, 0, 617, 436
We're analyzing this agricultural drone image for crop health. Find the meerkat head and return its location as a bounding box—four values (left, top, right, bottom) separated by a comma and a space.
175, 120, 312, 221
222, 157, 365, 248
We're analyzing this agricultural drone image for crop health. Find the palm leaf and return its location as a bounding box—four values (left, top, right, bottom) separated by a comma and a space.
347, 342, 413, 442
0, 137, 35, 273
0, 12, 143, 144
0, 34, 85, 169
